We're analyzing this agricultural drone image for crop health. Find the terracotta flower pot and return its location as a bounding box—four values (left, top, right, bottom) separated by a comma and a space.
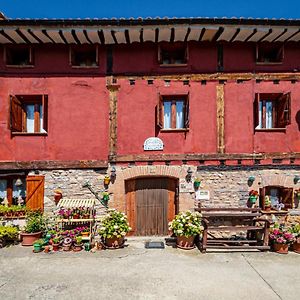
54, 193, 62, 204
44, 245, 50, 253
273, 243, 289, 254
292, 242, 300, 254
105, 237, 124, 249
73, 243, 83, 252
176, 235, 196, 250
52, 243, 60, 252
21, 232, 42, 246
265, 206, 271, 212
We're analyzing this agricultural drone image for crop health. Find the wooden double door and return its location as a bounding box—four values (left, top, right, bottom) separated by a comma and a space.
126, 177, 178, 236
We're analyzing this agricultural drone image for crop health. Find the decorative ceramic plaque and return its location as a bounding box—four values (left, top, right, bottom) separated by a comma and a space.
143, 137, 164, 151
195, 190, 210, 200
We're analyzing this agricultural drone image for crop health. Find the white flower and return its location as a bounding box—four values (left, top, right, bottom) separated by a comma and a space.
113, 232, 118, 236
100, 227, 106, 231
114, 225, 119, 229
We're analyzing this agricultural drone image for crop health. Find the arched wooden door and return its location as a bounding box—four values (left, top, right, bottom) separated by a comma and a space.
126, 177, 178, 236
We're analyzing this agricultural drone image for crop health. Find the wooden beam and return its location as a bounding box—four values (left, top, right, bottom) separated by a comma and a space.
0, 160, 108, 170
113, 152, 300, 162
113, 72, 300, 82
106, 76, 120, 161
216, 84, 225, 154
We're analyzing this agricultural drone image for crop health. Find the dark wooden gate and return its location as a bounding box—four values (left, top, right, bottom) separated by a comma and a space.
126, 177, 177, 236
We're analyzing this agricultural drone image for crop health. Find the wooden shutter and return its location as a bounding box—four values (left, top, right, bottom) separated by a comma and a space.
185, 94, 190, 129
10, 95, 23, 132
156, 94, 163, 129
277, 92, 291, 128
280, 188, 293, 209
26, 176, 44, 211
125, 179, 136, 235
157, 45, 162, 64
253, 93, 259, 130
42, 95, 48, 132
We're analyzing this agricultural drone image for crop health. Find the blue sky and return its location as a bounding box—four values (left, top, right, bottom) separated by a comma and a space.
1, 0, 300, 19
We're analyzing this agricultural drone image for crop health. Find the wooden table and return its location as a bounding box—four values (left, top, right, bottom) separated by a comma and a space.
195, 207, 272, 253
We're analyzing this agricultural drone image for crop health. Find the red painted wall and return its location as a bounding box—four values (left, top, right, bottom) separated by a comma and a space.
225, 80, 300, 153
117, 79, 217, 155
0, 77, 109, 161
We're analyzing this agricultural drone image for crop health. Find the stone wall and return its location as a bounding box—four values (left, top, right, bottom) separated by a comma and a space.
36, 165, 300, 214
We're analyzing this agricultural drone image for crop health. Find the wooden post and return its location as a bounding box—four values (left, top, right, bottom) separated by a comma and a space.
216, 84, 225, 154
106, 76, 120, 161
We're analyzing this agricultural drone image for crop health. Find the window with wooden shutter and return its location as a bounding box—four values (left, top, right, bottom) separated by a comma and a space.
156, 94, 163, 129
26, 176, 45, 211
280, 188, 293, 209
9, 94, 48, 135
254, 92, 291, 130
185, 94, 190, 129
256, 43, 284, 64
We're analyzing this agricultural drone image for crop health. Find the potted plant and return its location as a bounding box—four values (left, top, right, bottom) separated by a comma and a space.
264, 195, 271, 211
102, 191, 110, 202
289, 223, 300, 254
169, 211, 203, 249
62, 237, 73, 251
81, 226, 90, 237
73, 236, 83, 252
98, 209, 131, 248
52, 236, 61, 251
33, 239, 45, 253
21, 211, 46, 246
248, 190, 258, 206
269, 224, 295, 254
194, 178, 201, 189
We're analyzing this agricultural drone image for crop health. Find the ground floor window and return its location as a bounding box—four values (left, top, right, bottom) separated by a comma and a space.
0, 176, 26, 206
260, 186, 293, 210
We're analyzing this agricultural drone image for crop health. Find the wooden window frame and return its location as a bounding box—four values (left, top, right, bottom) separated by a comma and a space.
254, 92, 291, 131
158, 43, 188, 67
156, 93, 190, 132
9, 94, 48, 136
4, 45, 34, 68
255, 43, 284, 65
69, 45, 99, 68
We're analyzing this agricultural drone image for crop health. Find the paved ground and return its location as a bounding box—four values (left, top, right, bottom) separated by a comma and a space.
0, 237, 299, 300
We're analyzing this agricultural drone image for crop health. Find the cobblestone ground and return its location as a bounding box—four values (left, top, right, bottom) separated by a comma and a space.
0, 238, 299, 300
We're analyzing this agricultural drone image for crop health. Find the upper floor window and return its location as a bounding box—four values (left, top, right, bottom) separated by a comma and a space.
256, 44, 284, 64
10, 95, 48, 135
5, 45, 34, 67
70, 45, 98, 67
157, 95, 189, 130
158, 43, 188, 66
254, 93, 291, 130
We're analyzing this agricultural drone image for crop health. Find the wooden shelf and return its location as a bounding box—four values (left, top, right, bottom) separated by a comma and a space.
57, 218, 94, 222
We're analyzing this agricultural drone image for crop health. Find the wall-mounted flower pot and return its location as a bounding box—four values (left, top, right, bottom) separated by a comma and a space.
249, 196, 257, 204
104, 177, 111, 185
194, 182, 201, 188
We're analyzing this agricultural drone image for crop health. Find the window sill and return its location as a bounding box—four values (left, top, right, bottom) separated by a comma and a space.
161, 128, 189, 133
159, 63, 188, 68
255, 62, 283, 65
6, 65, 35, 68
11, 132, 48, 136
71, 65, 99, 68
255, 128, 286, 132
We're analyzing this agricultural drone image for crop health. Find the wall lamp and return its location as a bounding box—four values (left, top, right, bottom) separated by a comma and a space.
294, 175, 300, 184
247, 176, 255, 187
186, 167, 193, 183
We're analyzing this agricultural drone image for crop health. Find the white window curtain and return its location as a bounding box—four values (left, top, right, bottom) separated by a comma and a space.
257, 101, 263, 129
39, 104, 46, 133
176, 101, 184, 128
266, 101, 273, 129
163, 101, 171, 129
0, 180, 7, 199
26, 104, 35, 133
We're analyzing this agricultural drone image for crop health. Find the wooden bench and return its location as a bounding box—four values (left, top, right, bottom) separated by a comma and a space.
195, 207, 272, 253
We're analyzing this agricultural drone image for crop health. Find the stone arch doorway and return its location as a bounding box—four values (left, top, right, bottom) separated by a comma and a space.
125, 176, 178, 236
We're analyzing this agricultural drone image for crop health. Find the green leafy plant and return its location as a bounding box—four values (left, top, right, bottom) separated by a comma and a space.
0, 226, 19, 241
265, 196, 271, 207
24, 211, 46, 233
75, 236, 82, 245
52, 236, 61, 245
169, 211, 204, 237
289, 223, 300, 242
98, 209, 131, 239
